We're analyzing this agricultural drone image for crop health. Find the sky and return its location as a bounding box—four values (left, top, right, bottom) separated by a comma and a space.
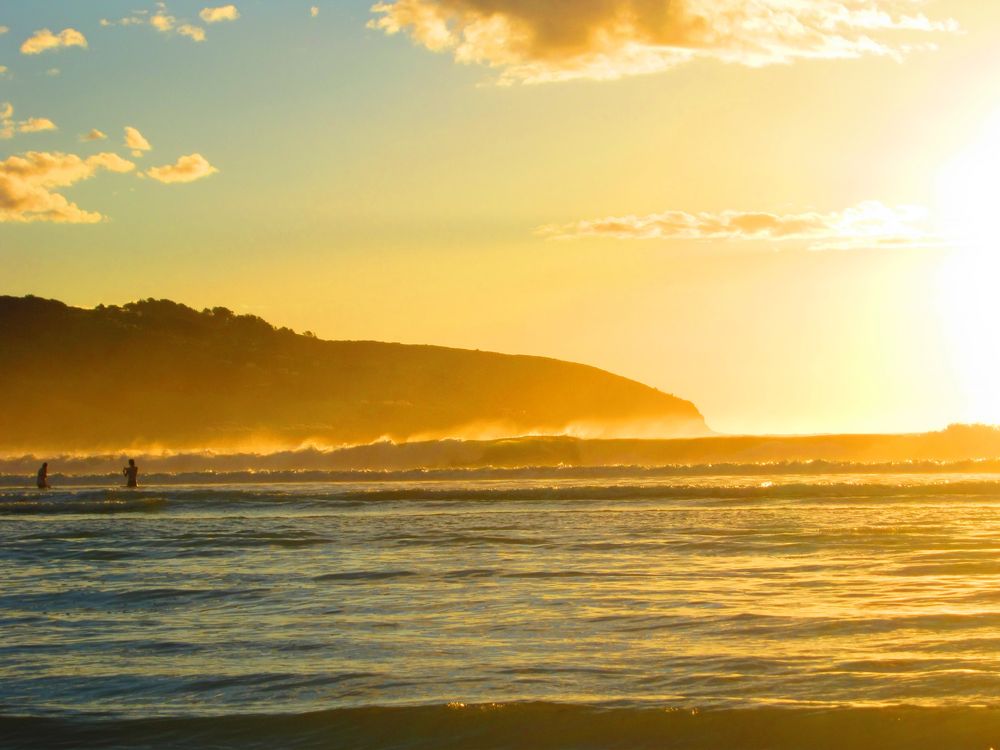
2, 0, 1000, 435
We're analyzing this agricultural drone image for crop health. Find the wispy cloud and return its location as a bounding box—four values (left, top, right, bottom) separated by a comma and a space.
0, 26, 8, 36
102, 4, 206, 42
100, 14, 147, 28
0, 151, 135, 223
178, 24, 207, 41
200, 5, 240, 23
124, 126, 152, 157
538, 202, 937, 251
80, 129, 108, 142
370, 0, 958, 84
20, 28, 88, 55
0, 102, 11, 139
1, 104, 59, 140
145, 153, 218, 183
311, 7, 320, 18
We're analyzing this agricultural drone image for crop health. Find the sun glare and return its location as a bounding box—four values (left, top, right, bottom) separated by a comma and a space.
935, 112, 1000, 424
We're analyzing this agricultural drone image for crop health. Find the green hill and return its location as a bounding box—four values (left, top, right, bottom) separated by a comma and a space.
0, 296, 708, 452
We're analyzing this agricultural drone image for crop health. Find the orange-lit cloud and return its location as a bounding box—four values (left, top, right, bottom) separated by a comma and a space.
0, 26, 9, 36
311, 7, 320, 18
81, 129, 108, 142
20, 28, 88, 55
103, 4, 207, 42
539, 202, 936, 250
18, 117, 57, 134
0, 102, 12, 139
1, 104, 59, 140
0, 151, 135, 223
179, 24, 207, 41
150, 8, 175, 32
145, 153, 218, 183
124, 126, 152, 157
200, 5, 240, 23
370, 0, 957, 84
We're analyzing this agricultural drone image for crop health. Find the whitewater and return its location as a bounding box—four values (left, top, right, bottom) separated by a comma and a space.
5, 472, 1000, 748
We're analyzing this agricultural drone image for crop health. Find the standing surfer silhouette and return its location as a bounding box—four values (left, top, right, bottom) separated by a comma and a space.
123, 459, 139, 488
36, 462, 50, 489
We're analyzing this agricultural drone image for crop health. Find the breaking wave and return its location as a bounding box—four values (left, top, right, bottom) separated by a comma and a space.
4, 474, 1000, 514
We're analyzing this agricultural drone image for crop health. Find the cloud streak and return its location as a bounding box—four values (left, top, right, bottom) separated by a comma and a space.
0, 151, 135, 224
538, 202, 936, 251
200, 5, 241, 23
145, 153, 218, 183
20, 28, 88, 55
370, 0, 958, 84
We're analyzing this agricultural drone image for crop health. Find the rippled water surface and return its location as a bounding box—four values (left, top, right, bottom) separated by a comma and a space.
5, 474, 1000, 748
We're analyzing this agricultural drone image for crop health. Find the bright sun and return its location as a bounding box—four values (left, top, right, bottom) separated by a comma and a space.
934, 113, 1000, 424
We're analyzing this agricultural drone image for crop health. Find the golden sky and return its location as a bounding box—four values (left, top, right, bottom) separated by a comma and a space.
2, 1, 1000, 434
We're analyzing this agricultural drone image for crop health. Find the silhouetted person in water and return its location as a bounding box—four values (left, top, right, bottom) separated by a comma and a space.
123, 459, 138, 488
36, 462, 50, 490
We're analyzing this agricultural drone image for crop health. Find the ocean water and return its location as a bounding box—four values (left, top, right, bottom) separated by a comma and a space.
5, 473, 1000, 748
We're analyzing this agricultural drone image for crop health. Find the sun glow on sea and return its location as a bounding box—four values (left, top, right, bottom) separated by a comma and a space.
935, 111, 1000, 424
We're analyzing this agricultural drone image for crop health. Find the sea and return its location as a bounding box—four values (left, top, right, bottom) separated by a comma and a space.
5, 471, 1000, 748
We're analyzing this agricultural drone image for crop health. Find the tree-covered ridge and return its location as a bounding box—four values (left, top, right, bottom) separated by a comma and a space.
0, 296, 708, 452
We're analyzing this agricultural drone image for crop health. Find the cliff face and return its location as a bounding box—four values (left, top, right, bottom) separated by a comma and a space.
0, 296, 709, 451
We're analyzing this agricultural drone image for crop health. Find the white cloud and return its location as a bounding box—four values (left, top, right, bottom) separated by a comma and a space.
124, 126, 152, 157
0, 151, 135, 223
145, 153, 219, 183
81, 129, 108, 142
20, 28, 88, 55
200, 5, 240, 23
370, 0, 958, 84
538, 202, 936, 251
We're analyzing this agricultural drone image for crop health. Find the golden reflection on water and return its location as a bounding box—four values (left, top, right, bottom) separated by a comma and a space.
4, 474, 1000, 717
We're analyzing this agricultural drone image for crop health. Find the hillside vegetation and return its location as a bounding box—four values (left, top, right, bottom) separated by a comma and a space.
0, 296, 708, 452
